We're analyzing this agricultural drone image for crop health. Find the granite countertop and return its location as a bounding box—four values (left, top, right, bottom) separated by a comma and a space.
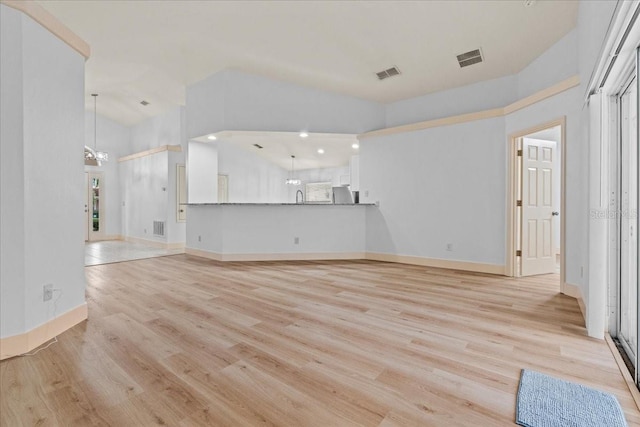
184, 203, 376, 206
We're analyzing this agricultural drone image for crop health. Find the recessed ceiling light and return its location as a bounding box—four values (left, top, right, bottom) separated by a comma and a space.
207, 135, 217, 140
299, 132, 308, 138
317, 148, 324, 154
352, 143, 359, 149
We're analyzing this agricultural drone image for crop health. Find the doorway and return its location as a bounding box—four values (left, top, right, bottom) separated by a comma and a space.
507, 118, 566, 289
86, 171, 104, 241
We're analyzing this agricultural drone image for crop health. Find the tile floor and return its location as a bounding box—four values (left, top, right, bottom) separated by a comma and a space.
85, 240, 183, 266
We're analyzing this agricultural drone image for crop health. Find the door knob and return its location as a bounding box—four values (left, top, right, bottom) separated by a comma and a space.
552, 211, 559, 216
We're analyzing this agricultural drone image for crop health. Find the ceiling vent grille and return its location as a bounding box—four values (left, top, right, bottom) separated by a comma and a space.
376, 66, 401, 80
456, 49, 483, 68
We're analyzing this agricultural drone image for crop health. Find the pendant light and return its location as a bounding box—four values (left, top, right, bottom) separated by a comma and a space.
285, 155, 301, 185
92, 94, 108, 164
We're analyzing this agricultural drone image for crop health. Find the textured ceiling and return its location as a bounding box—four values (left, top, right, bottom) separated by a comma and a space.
38, 0, 578, 127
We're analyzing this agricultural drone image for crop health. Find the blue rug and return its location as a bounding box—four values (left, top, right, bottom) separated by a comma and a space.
516, 369, 627, 427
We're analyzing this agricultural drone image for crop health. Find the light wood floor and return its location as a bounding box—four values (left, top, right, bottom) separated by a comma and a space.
2, 255, 639, 426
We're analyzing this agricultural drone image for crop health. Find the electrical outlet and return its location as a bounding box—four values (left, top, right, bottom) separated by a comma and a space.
43, 284, 53, 302
364, 190, 369, 197
198, 235, 201, 242
294, 237, 300, 244
446, 243, 453, 251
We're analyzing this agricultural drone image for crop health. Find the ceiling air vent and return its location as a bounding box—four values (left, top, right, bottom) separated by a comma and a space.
376, 66, 401, 80
456, 49, 483, 68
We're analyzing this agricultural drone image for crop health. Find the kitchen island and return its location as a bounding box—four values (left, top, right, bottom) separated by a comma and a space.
185, 203, 375, 261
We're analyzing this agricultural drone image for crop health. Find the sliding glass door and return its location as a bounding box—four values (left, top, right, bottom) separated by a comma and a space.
618, 75, 639, 370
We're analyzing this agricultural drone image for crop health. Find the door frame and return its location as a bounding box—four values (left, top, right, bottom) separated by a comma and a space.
87, 171, 105, 241
506, 117, 567, 291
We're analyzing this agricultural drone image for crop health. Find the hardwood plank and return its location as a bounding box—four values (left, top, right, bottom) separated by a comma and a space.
2, 255, 639, 426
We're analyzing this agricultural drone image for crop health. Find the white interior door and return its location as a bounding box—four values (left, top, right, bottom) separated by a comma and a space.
521, 138, 557, 276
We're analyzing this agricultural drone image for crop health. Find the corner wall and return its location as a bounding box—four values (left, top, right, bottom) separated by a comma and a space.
1, 4, 87, 352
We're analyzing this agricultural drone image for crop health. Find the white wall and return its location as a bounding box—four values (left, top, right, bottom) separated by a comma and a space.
84, 112, 130, 237
187, 205, 367, 256
1, 5, 27, 338
361, 116, 507, 266
1, 4, 86, 338
516, 29, 578, 99
130, 106, 184, 153
120, 151, 169, 242
186, 69, 386, 139
119, 105, 187, 244
217, 141, 289, 203
356, 14, 592, 282
385, 75, 518, 128
187, 141, 218, 203
186, 71, 227, 141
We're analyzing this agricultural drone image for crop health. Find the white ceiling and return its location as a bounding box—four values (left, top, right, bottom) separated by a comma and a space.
527, 125, 561, 142
37, 1, 578, 127
192, 131, 359, 170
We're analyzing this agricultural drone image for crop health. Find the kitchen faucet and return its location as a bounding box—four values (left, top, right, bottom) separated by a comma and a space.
296, 189, 304, 204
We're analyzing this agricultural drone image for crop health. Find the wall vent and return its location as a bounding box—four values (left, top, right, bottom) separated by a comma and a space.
376, 66, 401, 80
456, 49, 483, 68
153, 221, 165, 236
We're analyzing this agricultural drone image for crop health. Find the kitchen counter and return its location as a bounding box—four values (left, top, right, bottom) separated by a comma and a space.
185, 203, 375, 206
185, 203, 375, 261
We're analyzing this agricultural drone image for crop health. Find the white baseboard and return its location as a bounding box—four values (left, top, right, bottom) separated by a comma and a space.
185, 248, 364, 262
185, 248, 506, 275
125, 236, 185, 250
0, 303, 88, 360
365, 252, 506, 275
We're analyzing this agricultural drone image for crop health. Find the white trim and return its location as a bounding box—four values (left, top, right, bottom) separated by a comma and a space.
118, 145, 182, 163
0, 303, 88, 360
358, 76, 579, 140
365, 252, 505, 275
506, 118, 567, 294
186, 248, 364, 262
605, 333, 640, 411
186, 248, 504, 275
0, 0, 90, 59
125, 236, 185, 250
585, 1, 639, 100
